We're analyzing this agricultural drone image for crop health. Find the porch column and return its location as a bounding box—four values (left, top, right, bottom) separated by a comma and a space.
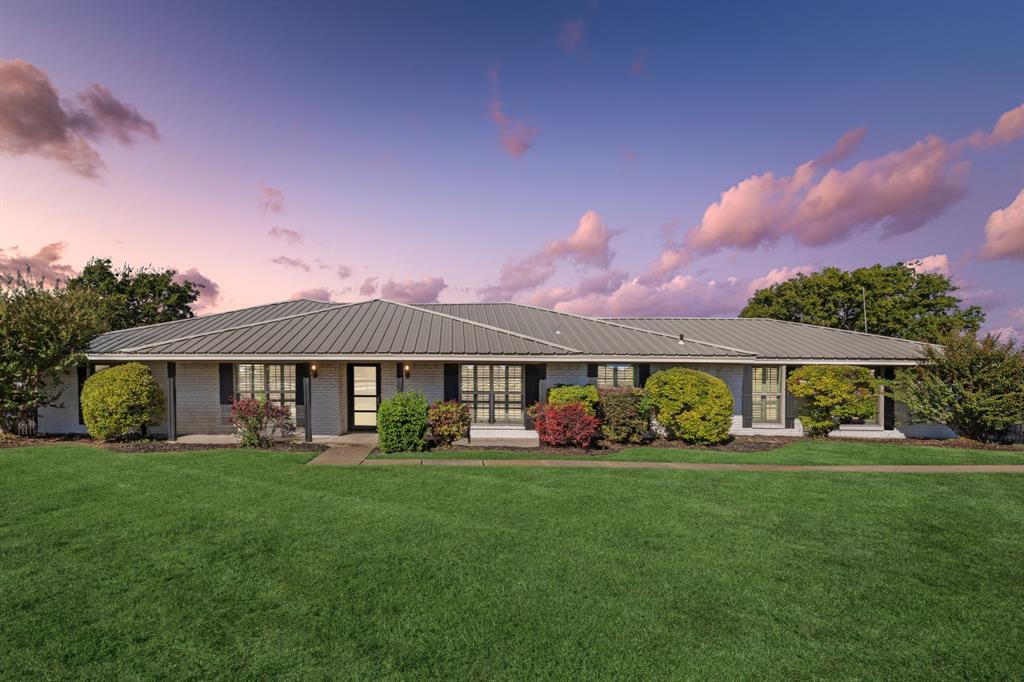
166, 362, 177, 442
303, 375, 312, 442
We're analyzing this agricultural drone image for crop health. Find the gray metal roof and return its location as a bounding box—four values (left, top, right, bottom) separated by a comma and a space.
603, 317, 929, 361
87, 298, 927, 362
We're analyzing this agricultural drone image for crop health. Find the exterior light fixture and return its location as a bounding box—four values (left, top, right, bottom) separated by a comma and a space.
403, 363, 411, 379
310, 363, 318, 378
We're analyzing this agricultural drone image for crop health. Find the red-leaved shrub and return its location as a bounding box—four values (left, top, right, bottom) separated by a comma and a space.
530, 402, 601, 449
427, 400, 471, 447
231, 397, 295, 447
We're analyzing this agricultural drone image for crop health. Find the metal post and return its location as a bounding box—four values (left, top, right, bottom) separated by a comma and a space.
303, 376, 312, 442
167, 362, 177, 442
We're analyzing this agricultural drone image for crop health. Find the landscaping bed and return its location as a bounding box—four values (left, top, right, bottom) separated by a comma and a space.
0, 434, 327, 453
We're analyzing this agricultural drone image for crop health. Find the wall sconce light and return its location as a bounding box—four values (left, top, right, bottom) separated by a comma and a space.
403, 363, 411, 379
310, 363, 318, 378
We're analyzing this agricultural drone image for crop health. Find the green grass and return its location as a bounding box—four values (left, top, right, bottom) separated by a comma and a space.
371, 438, 1024, 465
2, 445, 1023, 679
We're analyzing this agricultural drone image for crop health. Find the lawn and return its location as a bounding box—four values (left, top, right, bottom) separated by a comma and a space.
370, 438, 1024, 465
2, 445, 1022, 680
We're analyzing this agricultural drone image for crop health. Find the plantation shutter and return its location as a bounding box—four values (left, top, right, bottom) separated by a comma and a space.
741, 365, 753, 428
637, 364, 651, 387
295, 363, 309, 405
218, 364, 234, 405
882, 366, 895, 430
784, 365, 797, 429
443, 364, 459, 402
77, 365, 88, 425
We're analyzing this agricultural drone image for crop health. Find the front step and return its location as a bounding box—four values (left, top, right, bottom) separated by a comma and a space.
461, 425, 540, 448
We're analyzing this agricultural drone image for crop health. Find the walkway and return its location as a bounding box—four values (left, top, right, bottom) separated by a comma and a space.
307, 444, 375, 466
311, 455, 1024, 473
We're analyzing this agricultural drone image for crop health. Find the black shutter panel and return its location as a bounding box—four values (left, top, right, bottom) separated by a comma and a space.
219, 364, 234, 405
882, 366, 896, 430
295, 363, 309, 405
77, 365, 88, 425
741, 365, 753, 428
637, 364, 651, 387
396, 362, 404, 378
524, 365, 541, 429
784, 366, 797, 429
538, 363, 546, 381
586, 363, 598, 378
443, 364, 459, 402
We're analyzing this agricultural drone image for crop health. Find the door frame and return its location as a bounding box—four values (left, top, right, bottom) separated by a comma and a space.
346, 363, 381, 432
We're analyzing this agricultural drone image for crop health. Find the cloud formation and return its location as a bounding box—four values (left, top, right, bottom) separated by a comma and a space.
270, 255, 311, 271
905, 254, 951, 275
557, 19, 584, 53
290, 287, 332, 302
0, 242, 77, 281
267, 226, 302, 243
487, 65, 540, 157
0, 59, 158, 178
812, 126, 867, 167
479, 211, 620, 301
337, 265, 352, 279
379, 276, 447, 303
980, 188, 1024, 260
968, 102, 1024, 148
173, 267, 221, 312
258, 184, 284, 216
358, 277, 379, 296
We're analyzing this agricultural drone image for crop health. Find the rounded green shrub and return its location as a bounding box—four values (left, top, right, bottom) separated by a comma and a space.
427, 400, 471, 448
597, 387, 650, 444
644, 368, 733, 444
377, 391, 429, 453
787, 365, 880, 437
547, 384, 600, 415
80, 363, 164, 441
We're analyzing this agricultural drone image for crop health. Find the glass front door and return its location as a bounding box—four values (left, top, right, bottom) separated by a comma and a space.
348, 364, 380, 431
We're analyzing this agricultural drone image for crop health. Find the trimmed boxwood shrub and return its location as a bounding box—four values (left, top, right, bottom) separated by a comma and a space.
377, 391, 429, 453
547, 384, 600, 415
80, 363, 163, 441
644, 368, 732, 444
787, 365, 881, 437
427, 400, 471, 448
530, 402, 601, 449
598, 387, 649, 444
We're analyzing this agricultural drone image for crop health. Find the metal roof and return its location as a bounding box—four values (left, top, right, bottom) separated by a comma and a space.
86, 299, 927, 362
603, 317, 929, 361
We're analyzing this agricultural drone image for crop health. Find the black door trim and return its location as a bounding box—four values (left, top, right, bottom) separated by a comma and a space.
346, 363, 381, 432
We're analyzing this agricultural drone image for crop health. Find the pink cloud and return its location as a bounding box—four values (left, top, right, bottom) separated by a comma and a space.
0, 242, 76, 282
746, 265, 815, 293
0, 59, 158, 179
270, 255, 310, 272
290, 287, 332, 302
979, 188, 1024, 261
379, 276, 447, 303
986, 326, 1023, 342
258, 184, 284, 216
1011, 307, 1024, 326
968, 102, 1024, 148
557, 18, 584, 54
267, 226, 302, 243
487, 65, 540, 157
630, 49, 648, 76
812, 126, 867, 167
905, 254, 950, 275
358, 277, 379, 296
527, 269, 629, 309
173, 268, 221, 312
337, 265, 352, 279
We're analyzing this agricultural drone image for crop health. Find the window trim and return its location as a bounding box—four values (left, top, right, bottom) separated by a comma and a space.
596, 363, 637, 388
751, 365, 784, 425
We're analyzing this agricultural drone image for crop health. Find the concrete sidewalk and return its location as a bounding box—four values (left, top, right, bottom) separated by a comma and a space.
307, 445, 374, 466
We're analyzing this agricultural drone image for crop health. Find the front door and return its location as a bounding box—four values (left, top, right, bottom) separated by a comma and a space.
347, 364, 381, 431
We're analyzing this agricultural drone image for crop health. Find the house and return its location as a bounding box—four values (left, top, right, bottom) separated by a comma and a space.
37, 298, 954, 441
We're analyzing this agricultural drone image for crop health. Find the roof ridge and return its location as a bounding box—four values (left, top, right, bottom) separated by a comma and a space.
382, 299, 582, 353
492, 301, 757, 356
116, 302, 359, 352
745, 316, 931, 346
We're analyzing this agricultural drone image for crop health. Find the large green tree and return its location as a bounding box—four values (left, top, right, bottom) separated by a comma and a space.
66, 258, 202, 331
0, 273, 106, 433
740, 263, 983, 341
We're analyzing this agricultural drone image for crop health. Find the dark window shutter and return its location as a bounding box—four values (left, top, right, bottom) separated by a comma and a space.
741, 365, 753, 428
538, 364, 546, 381
444, 364, 459, 402
882, 366, 895, 430
784, 366, 797, 429
637, 364, 651, 387
77, 365, 88, 425
295, 363, 309, 405
586, 363, 598, 378
396, 362, 404, 378
219, 364, 234, 405
524, 365, 542, 429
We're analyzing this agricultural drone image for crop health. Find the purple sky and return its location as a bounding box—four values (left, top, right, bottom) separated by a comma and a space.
1, 1, 1022, 337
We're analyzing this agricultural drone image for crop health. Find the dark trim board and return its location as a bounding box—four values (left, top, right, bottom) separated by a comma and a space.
346, 363, 381, 432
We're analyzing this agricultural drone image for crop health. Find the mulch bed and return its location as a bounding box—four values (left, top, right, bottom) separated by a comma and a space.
0, 435, 327, 453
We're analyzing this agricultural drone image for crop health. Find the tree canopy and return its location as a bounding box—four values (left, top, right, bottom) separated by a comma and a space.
66, 258, 202, 331
739, 263, 984, 341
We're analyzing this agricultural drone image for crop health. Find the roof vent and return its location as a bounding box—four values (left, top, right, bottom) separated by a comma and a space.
678, 333, 685, 344
555, 329, 562, 335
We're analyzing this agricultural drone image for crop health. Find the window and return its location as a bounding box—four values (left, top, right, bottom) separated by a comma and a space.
460, 364, 523, 424
596, 364, 635, 388
751, 366, 783, 424
235, 364, 298, 420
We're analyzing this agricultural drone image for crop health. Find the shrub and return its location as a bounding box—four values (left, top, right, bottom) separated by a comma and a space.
530, 402, 601, 449
644, 368, 732, 444
892, 331, 1024, 441
547, 384, 600, 415
378, 391, 429, 453
230, 397, 295, 448
598, 387, 649, 444
427, 400, 471, 448
80, 363, 163, 441
787, 365, 880, 437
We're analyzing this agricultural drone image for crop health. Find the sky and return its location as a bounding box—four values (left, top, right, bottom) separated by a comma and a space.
1, 0, 1022, 337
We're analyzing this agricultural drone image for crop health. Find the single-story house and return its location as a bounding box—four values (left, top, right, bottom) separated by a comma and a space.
38, 298, 955, 440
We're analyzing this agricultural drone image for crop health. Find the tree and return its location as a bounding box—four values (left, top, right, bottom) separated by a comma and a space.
740, 263, 983, 342
786, 365, 881, 437
0, 273, 106, 433
891, 332, 1024, 442
66, 258, 203, 330
80, 363, 164, 440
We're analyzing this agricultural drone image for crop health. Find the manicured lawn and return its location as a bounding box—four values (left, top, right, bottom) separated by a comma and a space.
2, 445, 1022, 679
371, 438, 1024, 465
